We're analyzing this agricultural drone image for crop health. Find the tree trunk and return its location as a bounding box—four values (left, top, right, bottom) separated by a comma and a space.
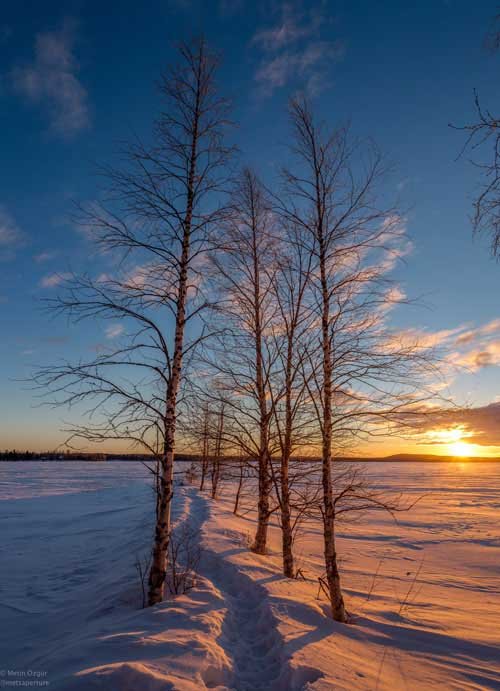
199, 415, 209, 491
200, 460, 207, 491
233, 461, 244, 514
147, 48, 201, 605
251, 197, 272, 554
211, 457, 220, 499
322, 501, 346, 622
211, 404, 225, 500
281, 454, 294, 576
253, 446, 271, 553
281, 489, 294, 578
319, 229, 347, 623
155, 457, 161, 520
281, 338, 295, 577
148, 255, 188, 605
148, 436, 174, 605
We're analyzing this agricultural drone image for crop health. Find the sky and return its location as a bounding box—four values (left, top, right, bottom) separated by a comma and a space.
1, 0, 500, 455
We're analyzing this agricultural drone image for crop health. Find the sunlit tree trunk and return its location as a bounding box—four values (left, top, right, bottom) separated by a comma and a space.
148, 39, 232, 605
280, 336, 295, 577
209, 169, 276, 555
319, 238, 347, 622
251, 185, 272, 554
211, 404, 225, 500
148, 131, 195, 605
199, 407, 210, 492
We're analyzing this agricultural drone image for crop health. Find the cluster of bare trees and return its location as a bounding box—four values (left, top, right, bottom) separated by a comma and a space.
186, 400, 230, 501
36, 38, 438, 621
455, 13, 500, 258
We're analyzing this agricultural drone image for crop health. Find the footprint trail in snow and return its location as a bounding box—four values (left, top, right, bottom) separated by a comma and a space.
187, 489, 321, 691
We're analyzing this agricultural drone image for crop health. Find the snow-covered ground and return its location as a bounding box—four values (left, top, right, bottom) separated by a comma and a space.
0, 461, 499, 690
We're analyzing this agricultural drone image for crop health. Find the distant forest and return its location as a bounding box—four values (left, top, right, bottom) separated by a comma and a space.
0, 450, 197, 462
1, 450, 497, 462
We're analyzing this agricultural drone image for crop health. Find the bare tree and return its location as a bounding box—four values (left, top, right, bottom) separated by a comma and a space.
206, 168, 279, 553
453, 14, 500, 258
267, 221, 316, 577
34, 38, 233, 606
454, 91, 500, 257
184, 399, 212, 491
166, 523, 201, 596
278, 99, 434, 621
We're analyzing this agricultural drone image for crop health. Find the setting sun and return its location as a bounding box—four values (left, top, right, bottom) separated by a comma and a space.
448, 440, 472, 457
425, 427, 483, 457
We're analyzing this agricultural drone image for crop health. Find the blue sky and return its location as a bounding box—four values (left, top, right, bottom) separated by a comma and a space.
1, 0, 500, 453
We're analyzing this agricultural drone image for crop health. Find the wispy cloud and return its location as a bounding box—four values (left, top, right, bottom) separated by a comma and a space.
11, 20, 90, 137
455, 318, 500, 345
0, 207, 23, 246
105, 324, 124, 339
0, 206, 25, 259
394, 317, 500, 373
451, 340, 500, 371
446, 318, 500, 372
34, 250, 57, 263
252, 2, 344, 97
252, 8, 316, 51
40, 272, 71, 288
395, 325, 468, 350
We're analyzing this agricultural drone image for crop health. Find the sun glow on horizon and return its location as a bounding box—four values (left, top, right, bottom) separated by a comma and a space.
428, 426, 480, 458
448, 440, 473, 457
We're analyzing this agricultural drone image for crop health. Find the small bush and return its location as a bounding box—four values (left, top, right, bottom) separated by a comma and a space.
166, 523, 201, 596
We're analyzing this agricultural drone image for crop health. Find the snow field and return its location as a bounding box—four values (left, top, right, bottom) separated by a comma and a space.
1, 461, 499, 690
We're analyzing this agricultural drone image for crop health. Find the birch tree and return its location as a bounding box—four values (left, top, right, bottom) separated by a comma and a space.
35, 38, 233, 606
267, 221, 316, 577
207, 168, 279, 553
279, 98, 429, 621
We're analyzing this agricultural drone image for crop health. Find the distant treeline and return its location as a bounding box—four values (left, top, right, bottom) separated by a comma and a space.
1, 450, 497, 463
0, 450, 198, 462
